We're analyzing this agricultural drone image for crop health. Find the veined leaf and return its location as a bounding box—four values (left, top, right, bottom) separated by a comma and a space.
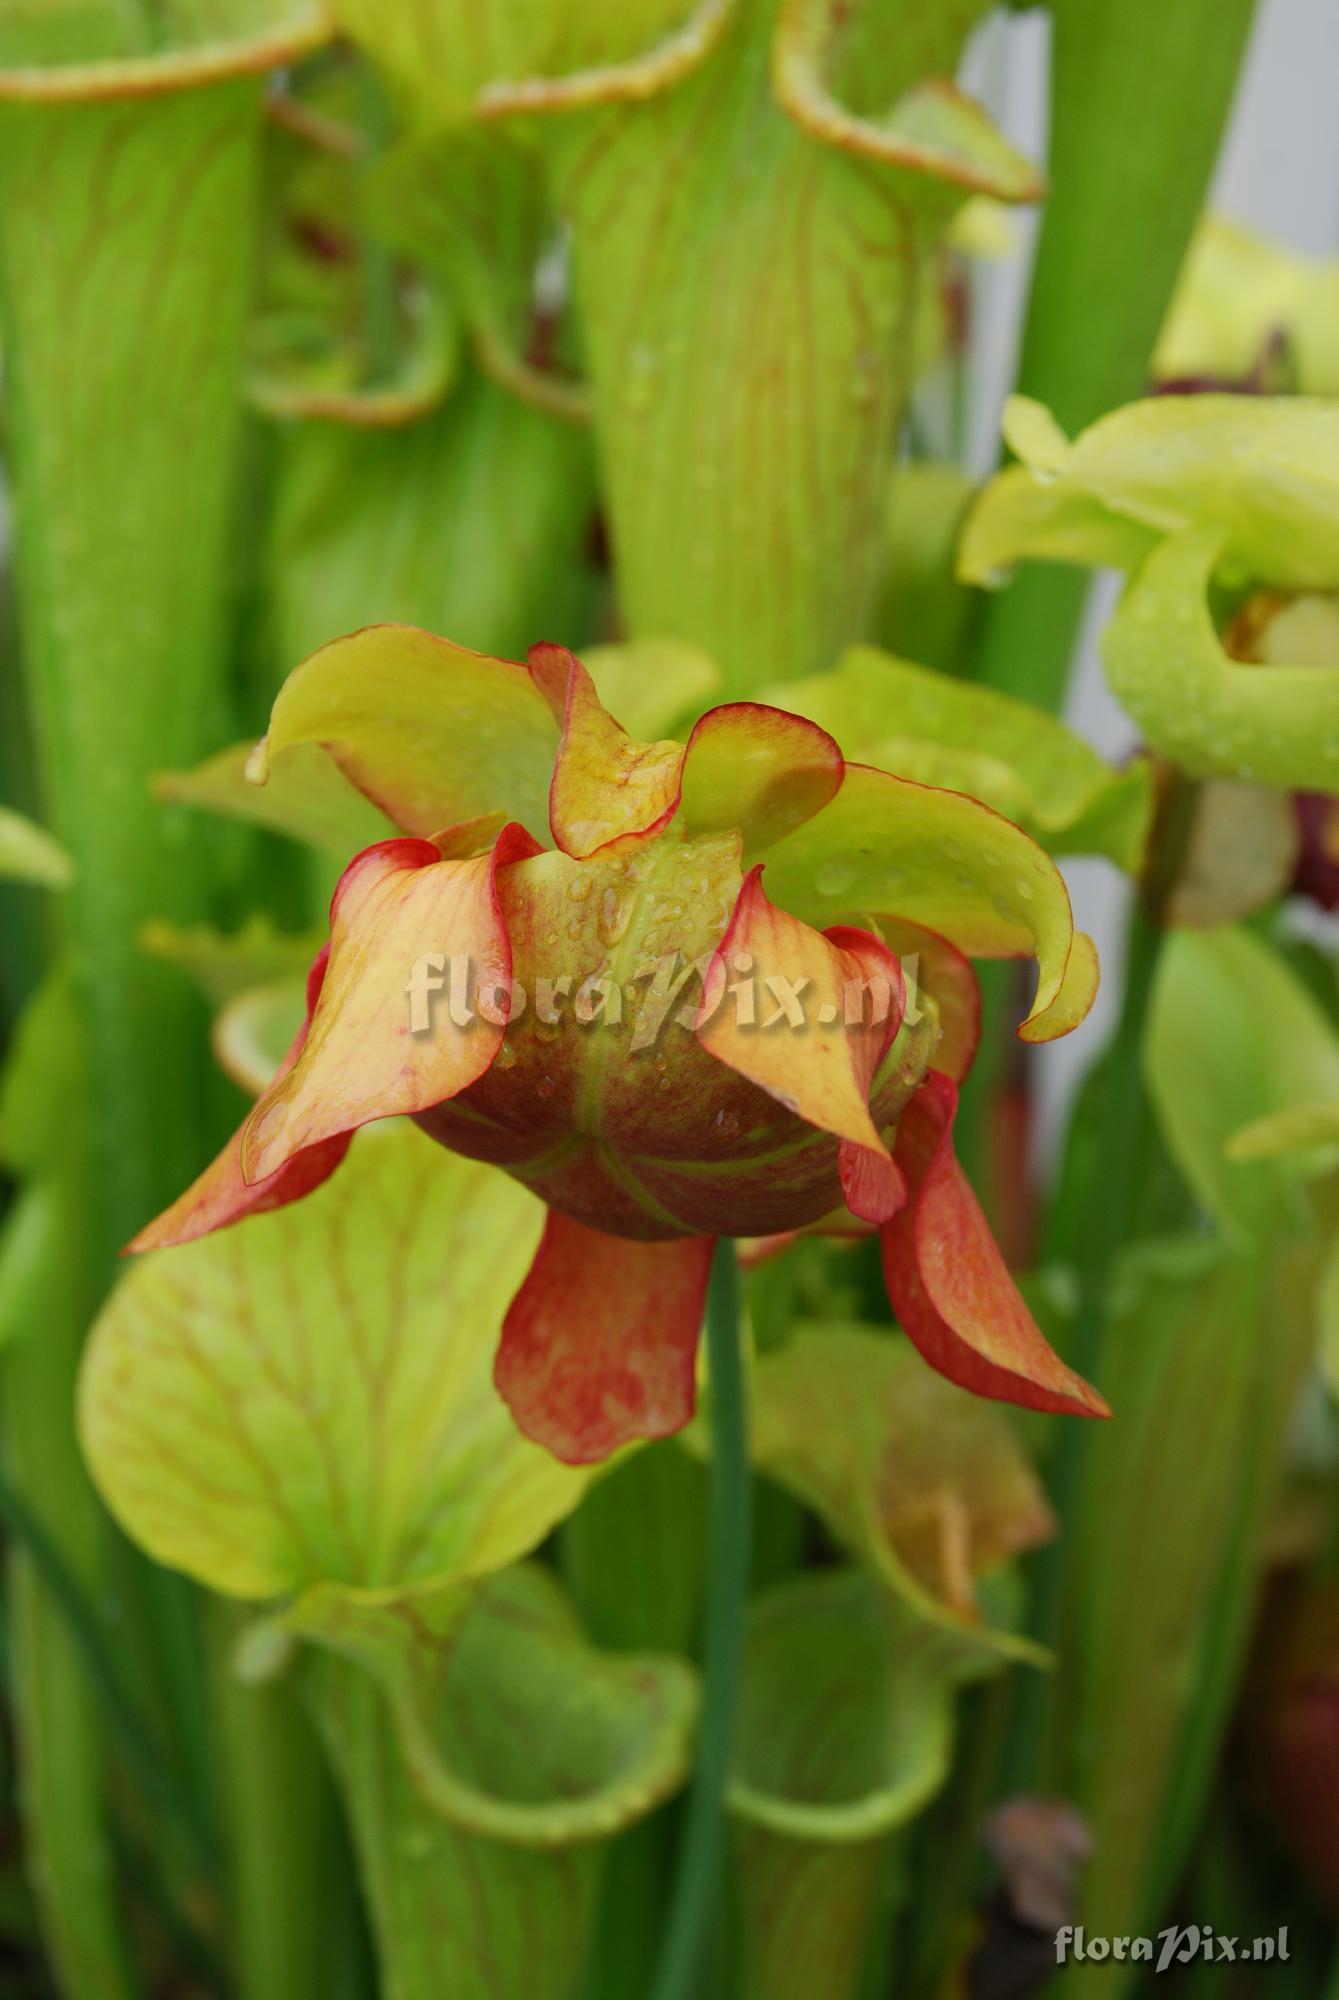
725, 1324, 1052, 1652
79, 1123, 577, 1600
266, 366, 599, 697
307, 1598, 685, 2000
300, 1565, 695, 1999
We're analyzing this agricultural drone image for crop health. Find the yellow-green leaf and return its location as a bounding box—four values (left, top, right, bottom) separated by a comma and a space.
79, 1124, 583, 1600
257, 624, 559, 841
1103, 526, 1339, 790
1145, 925, 1339, 1242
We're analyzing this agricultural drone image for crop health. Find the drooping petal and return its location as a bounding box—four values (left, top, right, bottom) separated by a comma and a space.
881, 1073, 1108, 1418
764, 645, 1153, 872
759, 762, 1095, 1042
697, 869, 904, 1162
528, 641, 684, 858
837, 1139, 905, 1228
241, 824, 539, 1184
678, 704, 843, 854
255, 623, 560, 840
879, 918, 980, 1084
128, 949, 350, 1252
827, 924, 908, 1226
1018, 929, 1099, 1046
495, 1211, 715, 1463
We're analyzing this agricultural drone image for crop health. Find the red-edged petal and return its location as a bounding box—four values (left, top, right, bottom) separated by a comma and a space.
697, 870, 905, 1160
880, 1072, 1109, 1418
679, 703, 842, 852
495, 1212, 715, 1463
127, 949, 350, 1252
878, 917, 981, 1084
528, 642, 683, 859
241, 822, 540, 1184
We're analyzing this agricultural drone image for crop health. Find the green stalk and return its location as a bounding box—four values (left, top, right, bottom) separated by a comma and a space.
211, 1605, 345, 2000
650, 1241, 751, 2000
1005, 775, 1199, 1790
973, 0, 1258, 711
0, 15, 318, 1249
1, 1163, 135, 2000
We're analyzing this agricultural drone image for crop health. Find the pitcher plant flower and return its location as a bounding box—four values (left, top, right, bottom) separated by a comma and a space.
961, 394, 1339, 794
133, 627, 1105, 1462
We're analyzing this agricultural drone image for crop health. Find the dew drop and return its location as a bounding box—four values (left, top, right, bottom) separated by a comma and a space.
815, 857, 857, 898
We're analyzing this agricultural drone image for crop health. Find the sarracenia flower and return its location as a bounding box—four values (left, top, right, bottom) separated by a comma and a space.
960, 394, 1339, 792
132, 629, 1106, 1461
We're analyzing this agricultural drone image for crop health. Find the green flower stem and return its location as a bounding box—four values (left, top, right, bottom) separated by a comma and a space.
651, 1239, 751, 2000
973, 0, 1258, 712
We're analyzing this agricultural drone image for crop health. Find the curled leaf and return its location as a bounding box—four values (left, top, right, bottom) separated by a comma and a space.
291, 1563, 696, 1846
1103, 526, 1339, 791
730, 1568, 1012, 1999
